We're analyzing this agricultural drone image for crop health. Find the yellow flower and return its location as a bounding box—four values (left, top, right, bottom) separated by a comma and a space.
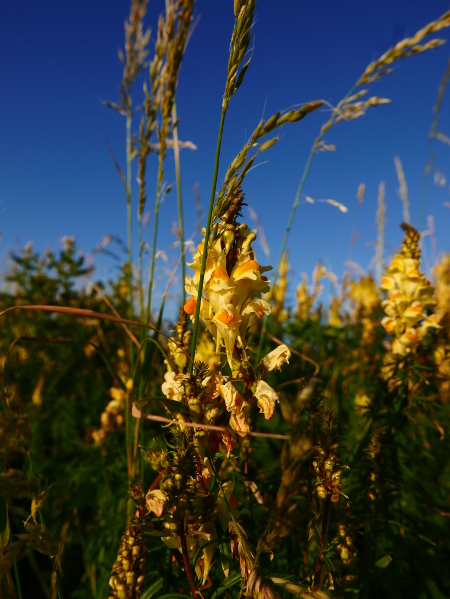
146, 489, 167, 517
254, 380, 278, 419
161, 371, 185, 401
213, 305, 242, 368
260, 344, 291, 372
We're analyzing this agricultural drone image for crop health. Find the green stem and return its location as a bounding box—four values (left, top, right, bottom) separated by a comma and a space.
172, 102, 186, 305
52, 558, 64, 599
420, 56, 450, 231
13, 558, 23, 599
146, 157, 164, 325
255, 86, 357, 365
313, 495, 330, 591
126, 102, 134, 479
255, 146, 315, 365
126, 106, 135, 367
189, 109, 226, 371
138, 215, 144, 320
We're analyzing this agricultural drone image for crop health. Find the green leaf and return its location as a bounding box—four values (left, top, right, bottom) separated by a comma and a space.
140, 577, 163, 599
375, 555, 392, 568
219, 539, 231, 577
425, 579, 447, 599
211, 571, 242, 599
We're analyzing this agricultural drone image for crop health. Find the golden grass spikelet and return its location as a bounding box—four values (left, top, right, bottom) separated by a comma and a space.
120, 0, 151, 103
358, 10, 450, 85
394, 156, 410, 224
376, 181, 385, 283
223, 0, 256, 110
335, 96, 391, 123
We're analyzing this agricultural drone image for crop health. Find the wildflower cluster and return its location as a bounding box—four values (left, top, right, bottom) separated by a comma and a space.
380, 223, 440, 357
312, 411, 347, 507
174, 194, 291, 438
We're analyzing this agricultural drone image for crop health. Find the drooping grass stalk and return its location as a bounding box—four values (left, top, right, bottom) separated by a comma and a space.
188, 110, 226, 370
172, 102, 186, 305
420, 55, 450, 231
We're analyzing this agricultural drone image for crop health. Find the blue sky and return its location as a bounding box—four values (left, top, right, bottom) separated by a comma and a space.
2, 0, 450, 314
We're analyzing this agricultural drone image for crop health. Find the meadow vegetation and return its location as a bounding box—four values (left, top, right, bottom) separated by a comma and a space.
1, 2, 450, 598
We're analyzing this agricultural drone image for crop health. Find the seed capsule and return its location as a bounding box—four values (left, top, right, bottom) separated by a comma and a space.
122, 559, 131, 571
331, 470, 341, 484
132, 546, 140, 559
109, 575, 118, 588
127, 536, 135, 547
137, 575, 145, 585
340, 547, 350, 563
117, 584, 127, 599
316, 485, 328, 500
126, 571, 135, 585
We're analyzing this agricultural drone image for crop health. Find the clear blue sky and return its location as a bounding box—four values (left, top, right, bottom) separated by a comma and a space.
1, 0, 450, 313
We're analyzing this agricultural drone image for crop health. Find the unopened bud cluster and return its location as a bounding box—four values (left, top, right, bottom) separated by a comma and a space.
312, 410, 347, 507
109, 485, 147, 599
144, 430, 230, 584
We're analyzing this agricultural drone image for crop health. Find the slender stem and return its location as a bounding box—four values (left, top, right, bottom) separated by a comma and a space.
189, 109, 226, 371
138, 215, 144, 319
181, 529, 198, 597
126, 101, 134, 480
147, 157, 164, 325
148, 470, 165, 492
13, 558, 23, 599
172, 101, 186, 305
126, 105, 135, 367
26, 548, 51, 599
131, 417, 141, 480
52, 559, 64, 599
420, 56, 450, 231
256, 86, 357, 365
255, 147, 315, 365
313, 495, 331, 592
